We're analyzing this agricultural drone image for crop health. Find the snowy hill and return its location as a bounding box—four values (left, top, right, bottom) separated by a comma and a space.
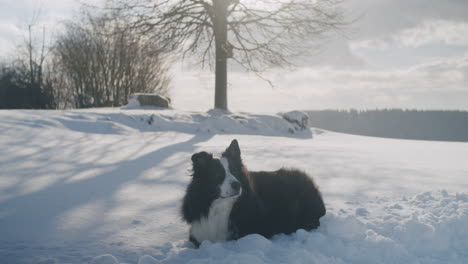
1, 109, 468, 264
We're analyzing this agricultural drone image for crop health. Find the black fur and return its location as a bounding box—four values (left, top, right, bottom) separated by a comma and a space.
182, 139, 326, 245
181, 151, 222, 223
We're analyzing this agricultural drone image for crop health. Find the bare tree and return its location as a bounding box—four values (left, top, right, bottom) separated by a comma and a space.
109, 0, 345, 110
53, 12, 171, 108
0, 21, 56, 109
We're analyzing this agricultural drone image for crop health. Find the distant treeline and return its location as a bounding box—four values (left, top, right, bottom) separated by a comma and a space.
306, 109, 468, 142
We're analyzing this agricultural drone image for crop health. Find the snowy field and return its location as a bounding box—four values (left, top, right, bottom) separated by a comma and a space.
1, 108, 468, 264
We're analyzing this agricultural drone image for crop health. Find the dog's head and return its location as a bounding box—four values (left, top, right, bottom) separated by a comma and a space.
190, 139, 246, 199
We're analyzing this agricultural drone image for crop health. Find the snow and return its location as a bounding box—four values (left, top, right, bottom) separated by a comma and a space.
91, 255, 120, 264
1, 108, 468, 264
123, 191, 468, 264
279, 110, 309, 131
122, 94, 171, 110
124, 95, 142, 109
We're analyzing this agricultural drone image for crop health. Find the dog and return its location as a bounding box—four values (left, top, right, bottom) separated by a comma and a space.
181, 139, 326, 247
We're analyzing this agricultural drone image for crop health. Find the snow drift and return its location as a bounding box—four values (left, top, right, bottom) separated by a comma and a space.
1, 109, 468, 264
91, 191, 468, 264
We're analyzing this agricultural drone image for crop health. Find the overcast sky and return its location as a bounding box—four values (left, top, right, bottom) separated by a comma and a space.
1, 0, 467, 112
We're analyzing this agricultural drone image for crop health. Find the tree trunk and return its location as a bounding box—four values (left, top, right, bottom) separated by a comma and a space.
28, 25, 36, 108
213, 0, 229, 111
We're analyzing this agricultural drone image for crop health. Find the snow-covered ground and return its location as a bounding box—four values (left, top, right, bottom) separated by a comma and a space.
1, 109, 468, 264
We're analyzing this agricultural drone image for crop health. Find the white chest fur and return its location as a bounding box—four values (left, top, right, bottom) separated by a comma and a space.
190, 196, 238, 243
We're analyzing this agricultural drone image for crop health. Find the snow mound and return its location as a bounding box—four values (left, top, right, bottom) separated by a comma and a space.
90, 254, 120, 264
19, 109, 312, 138
95, 191, 468, 264
138, 255, 160, 264
122, 94, 171, 109
124, 95, 142, 109
280, 111, 309, 131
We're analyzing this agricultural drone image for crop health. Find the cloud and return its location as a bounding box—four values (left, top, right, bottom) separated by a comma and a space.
0, 22, 23, 55
351, 20, 468, 50
0, 22, 22, 35
0, 0, 104, 58
346, 0, 468, 39
398, 20, 468, 47
299, 0, 468, 69
296, 37, 366, 69
171, 54, 468, 112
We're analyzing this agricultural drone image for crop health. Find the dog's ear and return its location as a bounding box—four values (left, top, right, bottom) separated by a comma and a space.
191, 151, 213, 171
224, 139, 241, 159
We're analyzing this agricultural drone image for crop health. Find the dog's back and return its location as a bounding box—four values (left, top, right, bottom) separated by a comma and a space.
230, 168, 326, 239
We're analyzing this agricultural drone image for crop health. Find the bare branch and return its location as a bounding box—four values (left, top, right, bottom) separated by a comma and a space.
105, 0, 347, 109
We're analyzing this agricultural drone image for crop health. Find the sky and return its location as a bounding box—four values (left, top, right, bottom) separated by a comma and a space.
0, 0, 467, 112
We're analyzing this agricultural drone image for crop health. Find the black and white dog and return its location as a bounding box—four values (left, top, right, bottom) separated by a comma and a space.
182, 139, 326, 247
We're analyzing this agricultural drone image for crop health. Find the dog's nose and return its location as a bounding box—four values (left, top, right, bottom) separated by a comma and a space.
231, 181, 240, 192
